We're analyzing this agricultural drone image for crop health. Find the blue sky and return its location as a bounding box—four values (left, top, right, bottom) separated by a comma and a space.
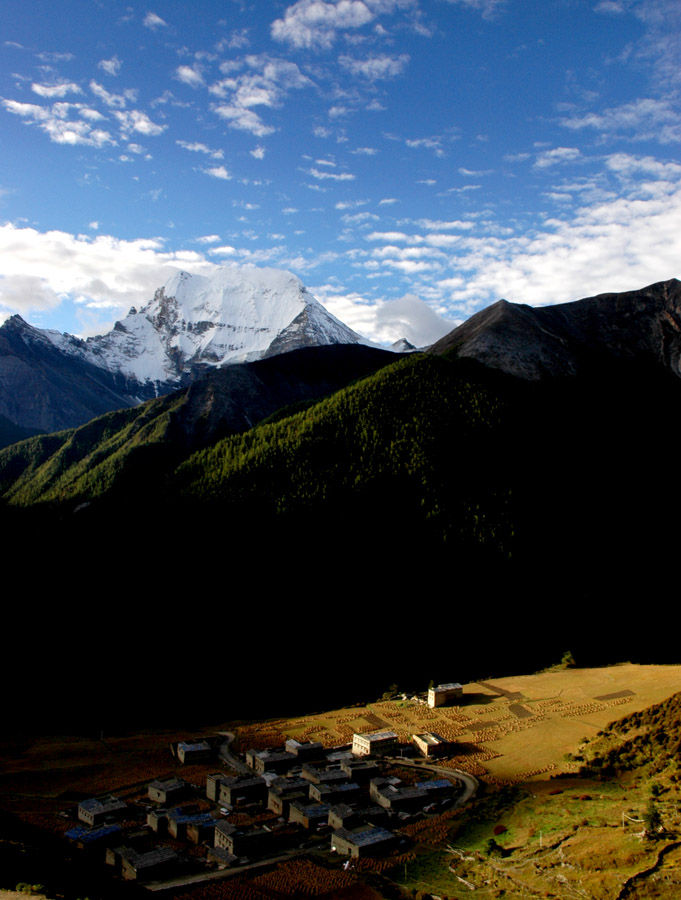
1, 0, 679, 346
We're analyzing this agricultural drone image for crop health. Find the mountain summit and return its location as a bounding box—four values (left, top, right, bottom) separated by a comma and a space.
48, 266, 364, 388
431, 278, 681, 380
0, 265, 364, 433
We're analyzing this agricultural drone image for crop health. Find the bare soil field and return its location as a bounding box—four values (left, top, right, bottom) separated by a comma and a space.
235, 664, 681, 784
465, 664, 681, 781
0, 894, 46, 900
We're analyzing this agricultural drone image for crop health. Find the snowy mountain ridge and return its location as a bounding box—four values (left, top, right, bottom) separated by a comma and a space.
44, 265, 365, 389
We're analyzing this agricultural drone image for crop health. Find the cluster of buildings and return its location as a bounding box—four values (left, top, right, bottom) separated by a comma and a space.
64, 683, 465, 881
200, 734, 460, 863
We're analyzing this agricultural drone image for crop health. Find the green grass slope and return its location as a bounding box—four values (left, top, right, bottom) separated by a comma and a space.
390, 689, 681, 899
577, 692, 681, 778
0, 392, 183, 506
0, 344, 396, 510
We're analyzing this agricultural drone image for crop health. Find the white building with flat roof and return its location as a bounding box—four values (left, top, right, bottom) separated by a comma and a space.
427, 683, 462, 708
412, 732, 452, 758
352, 730, 398, 757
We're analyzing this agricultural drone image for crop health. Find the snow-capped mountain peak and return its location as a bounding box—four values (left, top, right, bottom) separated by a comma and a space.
68, 265, 363, 389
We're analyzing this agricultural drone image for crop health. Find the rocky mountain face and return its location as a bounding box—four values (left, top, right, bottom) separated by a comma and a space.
0, 265, 365, 434
430, 278, 681, 380
0, 314, 146, 434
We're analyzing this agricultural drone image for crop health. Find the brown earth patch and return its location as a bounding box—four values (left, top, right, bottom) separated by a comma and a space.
477, 681, 524, 700
595, 689, 636, 701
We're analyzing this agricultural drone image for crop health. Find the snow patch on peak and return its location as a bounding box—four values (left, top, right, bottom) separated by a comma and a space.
162, 269, 195, 299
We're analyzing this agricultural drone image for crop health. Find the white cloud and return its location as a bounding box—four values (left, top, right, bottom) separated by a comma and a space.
339, 53, 410, 79
251, 145, 266, 159
381, 258, 440, 273
248, 54, 313, 90
211, 57, 311, 105
209, 55, 312, 139
366, 230, 410, 241
35, 51, 74, 63
79, 107, 105, 121
271, 0, 415, 50
417, 218, 474, 230
560, 98, 681, 143
0, 223, 215, 324
605, 152, 681, 179
628, 0, 681, 89
271, 0, 374, 50
203, 165, 231, 180
195, 234, 221, 244
372, 245, 442, 259
425, 233, 465, 248
213, 104, 275, 136
435, 154, 681, 310
341, 211, 378, 224
177, 139, 224, 159
2, 100, 116, 147
216, 29, 250, 51
405, 136, 445, 157
98, 56, 122, 76
0, 274, 62, 317
534, 146, 581, 168
441, 184, 481, 193
143, 12, 168, 30
594, 1, 625, 12
307, 167, 355, 180
90, 80, 137, 109
503, 151, 531, 162
315, 286, 453, 345
441, 0, 506, 19
208, 245, 238, 256
175, 65, 204, 88
31, 82, 82, 98
114, 109, 166, 136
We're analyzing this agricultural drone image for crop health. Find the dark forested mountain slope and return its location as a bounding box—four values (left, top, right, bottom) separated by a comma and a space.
0, 343, 394, 507
0, 412, 41, 450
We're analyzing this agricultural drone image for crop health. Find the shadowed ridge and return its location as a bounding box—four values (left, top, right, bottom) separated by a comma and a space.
429, 278, 681, 380
430, 299, 530, 352
429, 297, 575, 379
0, 313, 145, 431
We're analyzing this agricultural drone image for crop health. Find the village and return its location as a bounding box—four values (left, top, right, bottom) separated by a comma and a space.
62, 683, 470, 886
